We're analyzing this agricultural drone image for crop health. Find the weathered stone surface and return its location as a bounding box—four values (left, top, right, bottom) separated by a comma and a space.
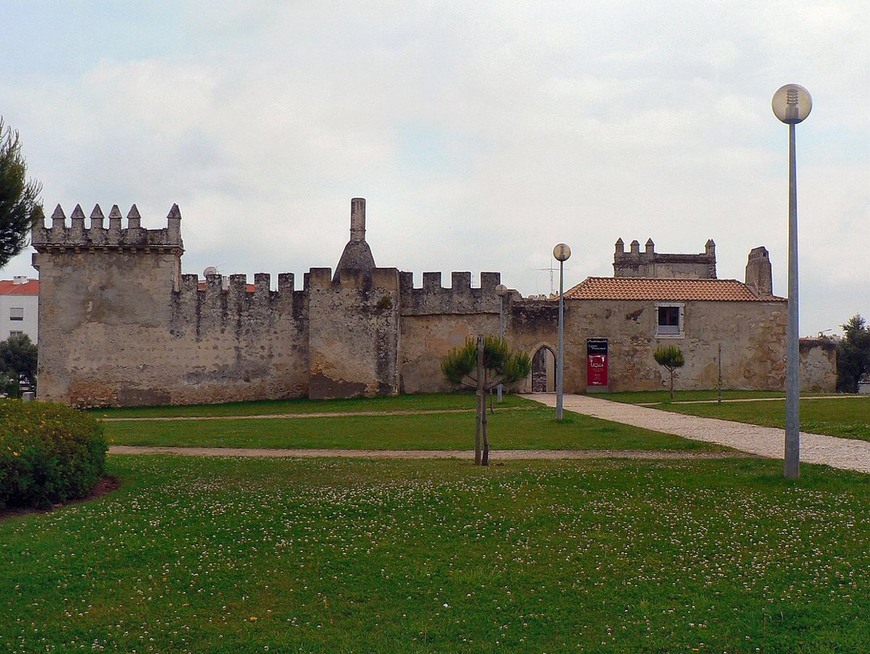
31, 199, 828, 407
799, 338, 837, 392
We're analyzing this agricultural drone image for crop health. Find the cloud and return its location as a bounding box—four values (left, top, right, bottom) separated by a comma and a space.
0, 0, 866, 334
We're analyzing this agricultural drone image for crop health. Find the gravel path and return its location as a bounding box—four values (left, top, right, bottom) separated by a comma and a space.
528, 393, 870, 474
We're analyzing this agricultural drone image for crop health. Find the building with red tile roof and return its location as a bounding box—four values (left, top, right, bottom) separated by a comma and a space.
565, 276, 782, 302
0, 277, 40, 342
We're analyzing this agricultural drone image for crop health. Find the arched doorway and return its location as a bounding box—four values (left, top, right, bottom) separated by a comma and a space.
531, 346, 556, 392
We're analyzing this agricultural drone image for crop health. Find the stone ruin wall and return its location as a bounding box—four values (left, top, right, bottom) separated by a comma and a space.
398, 271, 502, 394
32, 205, 313, 406
308, 267, 402, 400
31, 203, 506, 406
31, 200, 834, 406
799, 338, 838, 392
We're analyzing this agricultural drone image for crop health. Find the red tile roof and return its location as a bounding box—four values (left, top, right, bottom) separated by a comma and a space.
564, 277, 785, 302
0, 279, 39, 296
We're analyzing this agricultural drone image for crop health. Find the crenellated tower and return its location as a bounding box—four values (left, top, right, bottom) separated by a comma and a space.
31, 204, 186, 405
613, 238, 717, 279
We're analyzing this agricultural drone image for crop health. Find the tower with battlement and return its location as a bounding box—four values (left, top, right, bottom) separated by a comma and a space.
613, 238, 717, 279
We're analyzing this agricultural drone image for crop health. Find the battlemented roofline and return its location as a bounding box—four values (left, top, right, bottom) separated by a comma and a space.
32, 204, 183, 252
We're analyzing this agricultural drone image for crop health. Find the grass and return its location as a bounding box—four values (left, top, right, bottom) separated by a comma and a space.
100, 397, 720, 452
606, 392, 870, 442
91, 393, 531, 419
1, 455, 866, 653
604, 390, 791, 404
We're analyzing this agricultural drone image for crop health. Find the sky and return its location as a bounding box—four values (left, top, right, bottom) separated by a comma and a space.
1, 0, 868, 337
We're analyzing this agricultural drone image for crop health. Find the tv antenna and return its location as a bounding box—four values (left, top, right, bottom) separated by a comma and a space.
532, 261, 557, 296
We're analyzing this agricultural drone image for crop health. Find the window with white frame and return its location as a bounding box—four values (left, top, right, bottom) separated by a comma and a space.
9, 307, 24, 321
656, 303, 684, 337
9, 331, 23, 338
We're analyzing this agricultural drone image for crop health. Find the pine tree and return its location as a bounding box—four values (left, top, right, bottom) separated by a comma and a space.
442, 335, 531, 465
0, 117, 43, 269
654, 345, 685, 400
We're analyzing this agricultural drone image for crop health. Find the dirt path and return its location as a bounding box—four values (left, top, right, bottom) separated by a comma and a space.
108, 445, 745, 461
529, 393, 870, 474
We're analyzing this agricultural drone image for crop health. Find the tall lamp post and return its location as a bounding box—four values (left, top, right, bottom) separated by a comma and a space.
495, 283, 508, 402
553, 243, 571, 420
772, 83, 812, 480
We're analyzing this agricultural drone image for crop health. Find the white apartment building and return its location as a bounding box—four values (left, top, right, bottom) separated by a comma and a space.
0, 276, 39, 342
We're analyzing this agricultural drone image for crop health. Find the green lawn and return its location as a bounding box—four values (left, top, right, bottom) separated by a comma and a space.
606, 393, 870, 442
92, 392, 531, 419
1, 455, 866, 653
101, 401, 720, 452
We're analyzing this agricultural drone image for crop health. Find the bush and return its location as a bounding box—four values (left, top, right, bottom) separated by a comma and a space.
0, 400, 107, 510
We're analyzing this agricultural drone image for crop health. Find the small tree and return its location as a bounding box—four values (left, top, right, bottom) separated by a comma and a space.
654, 345, 684, 400
441, 335, 531, 466
837, 315, 870, 393
0, 117, 43, 269
0, 333, 37, 396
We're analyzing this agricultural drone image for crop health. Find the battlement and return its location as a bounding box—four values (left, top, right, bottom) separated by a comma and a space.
31, 204, 183, 251
613, 238, 716, 279
399, 271, 502, 315
171, 272, 306, 340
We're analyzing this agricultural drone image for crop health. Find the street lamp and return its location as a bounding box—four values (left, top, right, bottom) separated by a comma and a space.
772, 83, 812, 480
495, 283, 508, 402
553, 243, 571, 420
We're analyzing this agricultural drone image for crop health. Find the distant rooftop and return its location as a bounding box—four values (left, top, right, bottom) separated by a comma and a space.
0, 278, 40, 296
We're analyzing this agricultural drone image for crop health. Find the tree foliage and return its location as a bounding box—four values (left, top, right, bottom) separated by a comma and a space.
654, 345, 685, 400
441, 335, 531, 465
0, 333, 37, 396
836, 315, 870, 393
0, 117, 43, 269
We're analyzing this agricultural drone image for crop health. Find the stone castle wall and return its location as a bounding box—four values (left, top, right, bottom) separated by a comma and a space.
31, 203, 505, 405
31, 199, 833, 407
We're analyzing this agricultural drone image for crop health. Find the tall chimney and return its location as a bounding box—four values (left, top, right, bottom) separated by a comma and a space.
745, 246, 773, 296
350, 197, 366, 243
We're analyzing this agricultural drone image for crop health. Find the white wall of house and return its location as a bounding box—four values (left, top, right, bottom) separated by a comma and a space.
0, 277, 39, 342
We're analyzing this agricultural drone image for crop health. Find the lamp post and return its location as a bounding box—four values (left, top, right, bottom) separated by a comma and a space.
495, 283, 508, 402
553, 243, 571, 420
772, 83, 812, 480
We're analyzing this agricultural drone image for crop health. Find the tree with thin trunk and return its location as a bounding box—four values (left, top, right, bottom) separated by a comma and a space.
654, 345, 684, 400
0, 117, 43, 269
441, 335, 531, 465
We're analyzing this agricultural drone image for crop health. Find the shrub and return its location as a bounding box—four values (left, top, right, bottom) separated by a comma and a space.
0, 400, 107, 510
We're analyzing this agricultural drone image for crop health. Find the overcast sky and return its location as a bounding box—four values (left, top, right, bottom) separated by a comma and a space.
2, 1, 867, 336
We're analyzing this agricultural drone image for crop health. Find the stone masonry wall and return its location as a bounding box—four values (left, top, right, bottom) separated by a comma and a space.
506, 297, 787, 393
397, 271, 502, 393
168, 272, 309, 405
799, 338, 837, 392
308, 267, 401, 399
569, 299, 785, 392
31, 200, 816, 407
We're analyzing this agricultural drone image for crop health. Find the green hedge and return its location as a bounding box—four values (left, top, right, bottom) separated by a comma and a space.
0, 400, 107, 510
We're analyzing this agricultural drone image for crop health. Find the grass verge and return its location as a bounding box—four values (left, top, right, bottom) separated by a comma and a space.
91, 393, 530, 419
1, 455, 866, 653
101, 402, 720, 452
607, 392, 870, 442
